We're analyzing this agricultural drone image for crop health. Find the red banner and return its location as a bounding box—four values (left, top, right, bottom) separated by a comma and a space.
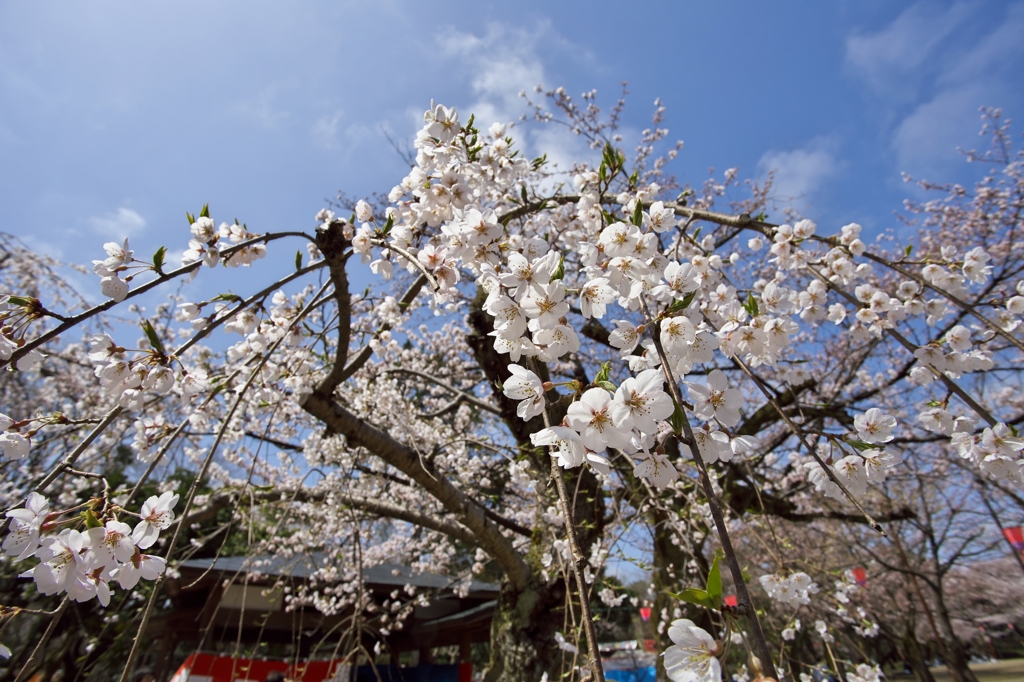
851, 567, 867, 587
1003, 526, 1024, 551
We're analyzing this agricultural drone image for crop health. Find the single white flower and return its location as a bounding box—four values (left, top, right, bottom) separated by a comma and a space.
33, 529, 88, 596
553, 631, 579, 655
132, 491, 179, 549
100, 275, 129, 302
112, 550, 166, 590
87, 520, 136, 568
355, 199, 373, 223
3, 492, 50, 560
531, 426, 587, 469
688, 370, 743, 427
579, 278, 616, 319
854, 408, 896, 444
0, 432, 30, 461
566, 388, 631, 451
663, 619, 721, 682
502, 365, 546, 421
610, 368, 674, 434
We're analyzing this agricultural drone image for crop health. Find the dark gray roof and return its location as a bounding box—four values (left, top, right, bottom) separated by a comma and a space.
178, 553, 499, 593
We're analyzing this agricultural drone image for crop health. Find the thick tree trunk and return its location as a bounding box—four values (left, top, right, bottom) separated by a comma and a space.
932, 593, 978, 682
484, 575, 569, 682
902, 624, 937, 682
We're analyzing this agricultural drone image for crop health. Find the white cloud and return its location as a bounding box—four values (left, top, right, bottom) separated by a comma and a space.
758, 137, 840, 211
845, 1, 1024, 175
845, 1, 974, 101
891, 84, 987, 174
234, 82, 293, 129
88, 207, 147, 238
311, 109, 345, 149
437, 23, 547, 127
433, 23, 596, 174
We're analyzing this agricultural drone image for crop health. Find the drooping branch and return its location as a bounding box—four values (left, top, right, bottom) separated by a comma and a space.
299, 390, 532, 590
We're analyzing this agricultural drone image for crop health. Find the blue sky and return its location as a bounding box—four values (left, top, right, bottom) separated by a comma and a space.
1, 0, 1023, 297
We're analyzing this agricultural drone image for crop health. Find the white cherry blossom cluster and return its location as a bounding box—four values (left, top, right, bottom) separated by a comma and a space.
92, 238, 135, 302
87, 333, 178, 411
0, 296, 47, 370
758, 571, 819, 607
3, 491, 176, 605
0, 412, 30, 461
183, 216, 266, 270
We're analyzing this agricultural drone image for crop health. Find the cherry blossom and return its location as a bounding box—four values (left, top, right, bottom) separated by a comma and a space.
132, 491, 179, 549
3, 492, 50, 560
688, 369, 743, 427
565, 388, 631, 451
663, 619, 721, 682
609, 368, 674, 434
853, 408, 897, 444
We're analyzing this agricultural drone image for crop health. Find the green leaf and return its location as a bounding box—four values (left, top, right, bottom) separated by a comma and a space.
595, 361, 612, 385
381, 213, 394, 237
631, 201, 644, 227
706, 551, 723, 607
754, 211, 768, 222
550, 256, 565, 282
665, 291, 698, 316
295, 250, 303, 271
904, 244, 913, 257
520, 185, 529, 204
7, 296, 33, 307
211, 292, 241, 302
628, 169, 639, 187
83, 510, 103, 529
742, 292, 760, 317
667, 588, 714, 609
186, 212, 195, 226
669, 397, 686, 436
532, 154, 547, 170
140, 320, 165, 354
603, 144, 616, 169
843, 437, 876, 452
602, 210, 618, 226
199, 203, 210, 218
925, 400, 944, 407
152, 246, 166, 275
596, 380, 618, 393
599, 163, 607, 182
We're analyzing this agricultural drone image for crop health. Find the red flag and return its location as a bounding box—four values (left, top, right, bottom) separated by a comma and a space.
1003, 526, 1024, 551
852, 567, 867, 587
724, 595, 738, 607
639, 607, 651, 621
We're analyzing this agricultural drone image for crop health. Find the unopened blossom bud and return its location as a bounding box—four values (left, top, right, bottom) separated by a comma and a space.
355, 200, 373, 223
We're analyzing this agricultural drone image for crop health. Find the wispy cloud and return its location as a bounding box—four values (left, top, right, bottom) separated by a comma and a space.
434, 23, 595, 172
845, 1, 1024, 175
311, 109, 345, 149
758, 137, 840, 212
436, 23, 547, 127
845, 1, 974, 103
234, 82, 293, 129
88, 207, 146, 239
